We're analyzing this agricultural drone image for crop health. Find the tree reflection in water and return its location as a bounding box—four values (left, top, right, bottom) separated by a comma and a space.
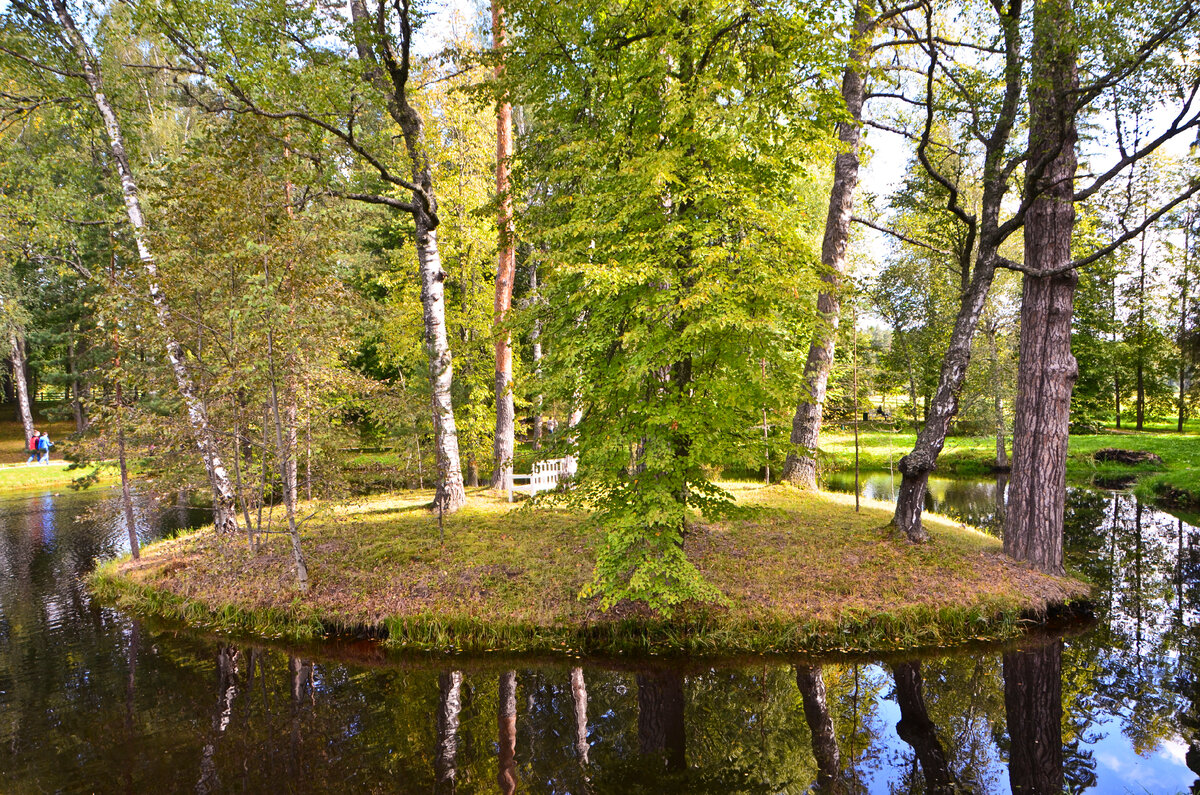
891, 661, 956, 793
796, 664, 843, 793
4, 484, 1200, 791
1003, 641, 1064, 794
636, 670, 686, 773
435, 670, 463, 793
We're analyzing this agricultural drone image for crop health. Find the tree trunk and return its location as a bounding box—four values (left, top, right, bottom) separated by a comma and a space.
9, 332, 34, 445
51, 0, 240, 535
346, 0, 466, 515
571, 667, 589, 765
531, 260, 543, 451
637, 671, 686, 773
491, 1, 516, 492
796, 665, 842, 792
989, 319, 1008, 468
1004, 641, 1064, 794
781, 1, 872, 489
1004, 0, 1078, 576
1114, 371, 1122, 428
891, 0, 1024, 542
268, 328, 308, 591
893, 259, 997, 542
1179, 211, 1192, 432
418, 218, 468, 514
67, 336, 88, 433
435, 670, 463, 792
116, 380, 140, 560
1136, 234, 1147, 430
892, 661, 955, 794
1136, 358, 1145, 429
286, 399, 299, 506
498, 671, 517, 795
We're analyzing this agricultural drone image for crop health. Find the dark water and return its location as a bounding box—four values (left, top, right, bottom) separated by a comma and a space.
1, 480, 1198, 793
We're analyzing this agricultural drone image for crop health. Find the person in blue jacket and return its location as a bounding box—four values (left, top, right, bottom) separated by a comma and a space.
37, 432, 52, 464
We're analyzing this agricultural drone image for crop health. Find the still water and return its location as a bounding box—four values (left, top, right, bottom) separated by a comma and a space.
0, 478, 1197, 793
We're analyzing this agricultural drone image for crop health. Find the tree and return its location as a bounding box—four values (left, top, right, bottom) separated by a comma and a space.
882, 0, 1027, 543
1005, 0, 1200, 573
781, 0, 877, 490
869, 0, 1200, 546
154, 0, 470, 512
507, 0, 837, 609
0, 0, 243, 534
490, 1, 516, 492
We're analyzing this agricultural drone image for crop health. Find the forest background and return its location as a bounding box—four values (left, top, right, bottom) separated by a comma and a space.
0, 0, 1198, 609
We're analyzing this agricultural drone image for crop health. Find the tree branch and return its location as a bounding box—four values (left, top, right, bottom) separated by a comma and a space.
852, 215, 954, 255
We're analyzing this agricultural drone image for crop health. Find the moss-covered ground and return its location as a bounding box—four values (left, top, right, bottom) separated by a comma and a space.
91, 484, 1089, 656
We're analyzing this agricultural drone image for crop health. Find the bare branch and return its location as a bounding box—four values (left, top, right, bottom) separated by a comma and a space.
1074, 86, 1200, 202
0, 44, 84, 78
852, 215, 954, 256
330, 190, 415, 211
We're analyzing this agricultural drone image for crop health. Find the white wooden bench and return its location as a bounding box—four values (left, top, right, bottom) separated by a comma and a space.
529, 457, 578, 495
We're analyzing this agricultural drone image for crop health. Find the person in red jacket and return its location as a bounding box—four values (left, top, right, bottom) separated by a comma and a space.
25, 429, 38, 465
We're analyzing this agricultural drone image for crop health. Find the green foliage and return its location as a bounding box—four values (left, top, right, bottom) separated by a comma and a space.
506, 0, 842, 610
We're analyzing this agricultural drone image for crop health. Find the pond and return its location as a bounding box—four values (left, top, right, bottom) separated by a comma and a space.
0, 478, 1197, 792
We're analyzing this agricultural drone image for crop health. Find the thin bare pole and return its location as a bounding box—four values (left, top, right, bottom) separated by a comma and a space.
853, 311, 860, 512
762, 358, 770, 485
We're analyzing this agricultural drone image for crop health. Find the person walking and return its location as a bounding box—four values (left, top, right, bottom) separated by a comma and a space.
37, 431, 52, 464
26, 429, 39, 465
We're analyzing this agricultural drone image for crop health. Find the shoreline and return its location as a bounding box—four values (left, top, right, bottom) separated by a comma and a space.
818, 426, 1200, 512
0, 461, 112, 493
89, 486, 1092, 657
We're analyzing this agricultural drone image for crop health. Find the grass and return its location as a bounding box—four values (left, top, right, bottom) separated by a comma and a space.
0, 462, 112, 490
0, 407, 111, 491
0, 409, 74, 464
822, 423, 1200, 479
91, 484, 1089, 656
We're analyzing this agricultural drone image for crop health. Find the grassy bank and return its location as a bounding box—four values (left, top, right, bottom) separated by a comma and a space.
822, 425, 1200, 479
91, 485, 1089, 656
0, 462, 105, 491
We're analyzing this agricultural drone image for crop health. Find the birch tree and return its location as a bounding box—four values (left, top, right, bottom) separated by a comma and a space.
150, 0, 469, 512
1, 0, 242, 534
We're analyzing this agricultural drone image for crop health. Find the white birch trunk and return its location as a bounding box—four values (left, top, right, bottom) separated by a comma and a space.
418, 218, 467, 513
50, 0, 239, 535
9, 333, 34, 445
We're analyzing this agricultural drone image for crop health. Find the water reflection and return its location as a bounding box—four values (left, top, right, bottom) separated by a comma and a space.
823, 470, 1011, 533
3, 483, 1200, 791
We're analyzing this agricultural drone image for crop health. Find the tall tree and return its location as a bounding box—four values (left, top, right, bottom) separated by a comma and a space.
3, 0, 243, 534
155, 0, 470, 512
508, 0, 836, 609
490, 1, 516, 492
887, 0, 1026, 543
1004, 0, 1084, 574
7, 330, 34, 445
780, 0, 875, 489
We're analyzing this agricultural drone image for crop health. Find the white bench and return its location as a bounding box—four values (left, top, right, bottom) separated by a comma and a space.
529, 457, 577, 495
